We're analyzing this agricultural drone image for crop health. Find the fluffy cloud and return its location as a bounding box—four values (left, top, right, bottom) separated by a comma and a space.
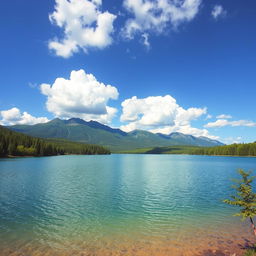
123, 0, 201, 41
0, 107, 49, 125
119, 95, 218, 139
211, 5, 226, 20
216, 114, 232, 119
205, 119, 256, 128
40, 69, 119, 124
48, 0, 116, 58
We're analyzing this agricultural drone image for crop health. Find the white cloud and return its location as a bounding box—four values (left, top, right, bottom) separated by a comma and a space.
0, 107, 49, 126
121, 95, 179, 125
211, 5, 226, 20
216, 114, 232, 119
205, 119, 229, 128
222, 136, 243, 145
205, 119, 256, 128
150, 125, 218, 139
40, 69, 119, 124
119, 95, 218, 139
142, 33, 150, 48
48, 0, 116, 58
206, 114, 212, 120
123, 0, 201, 41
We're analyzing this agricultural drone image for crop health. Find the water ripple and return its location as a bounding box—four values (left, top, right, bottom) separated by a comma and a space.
0, 154, 255, 252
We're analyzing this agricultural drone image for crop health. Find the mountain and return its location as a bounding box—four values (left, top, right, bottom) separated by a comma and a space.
7, 118, 224, 151
0, 125, 110, 157
158, 132, 223, 147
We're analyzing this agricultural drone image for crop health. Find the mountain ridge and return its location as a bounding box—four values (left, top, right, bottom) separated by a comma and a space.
7, 118, 224, 151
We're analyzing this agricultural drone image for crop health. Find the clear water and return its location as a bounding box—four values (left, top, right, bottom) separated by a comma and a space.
0, 154, 255, 255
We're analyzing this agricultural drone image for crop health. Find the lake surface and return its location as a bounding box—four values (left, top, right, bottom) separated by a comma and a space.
0, 154, 256, 256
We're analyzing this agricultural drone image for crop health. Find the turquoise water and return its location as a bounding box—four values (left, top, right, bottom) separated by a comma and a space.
0, 154, 255, 255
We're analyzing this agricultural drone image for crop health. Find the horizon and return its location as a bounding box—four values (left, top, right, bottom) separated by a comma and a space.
1, 0, 256, 144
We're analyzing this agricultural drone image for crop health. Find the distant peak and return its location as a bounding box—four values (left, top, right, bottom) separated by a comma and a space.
49, 118, 63, 123
67, 118, 87, 124
88, 120, 101, 125
130, 129, 150, 133
69, 118, 83, 121
169, 132, 183, 136
86, 120, 127, 136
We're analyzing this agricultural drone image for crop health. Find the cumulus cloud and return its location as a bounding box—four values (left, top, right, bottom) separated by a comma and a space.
211, 5, 226, 20
0, 107, 49, 126
205, 119, 256, 128
48, 0, 116, 58
123, 0, 201, 43
216, 114, 232, 119
40, 69, 119, 124
119, 95, 218, 139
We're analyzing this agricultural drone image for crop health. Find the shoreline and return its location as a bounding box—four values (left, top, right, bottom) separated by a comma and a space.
0, 234, 252, 256
2, 153, 256, 159
114, 151, 256, 158
0, 153, 111, 159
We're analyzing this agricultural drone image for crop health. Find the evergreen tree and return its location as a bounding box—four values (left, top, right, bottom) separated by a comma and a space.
224, 169, 256, 236
0, 125, 110, 157
191, 142, 256, 157
8, 143, 16, 155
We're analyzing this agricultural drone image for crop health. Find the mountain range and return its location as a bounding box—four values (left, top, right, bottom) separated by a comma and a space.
7, 118, 224, 151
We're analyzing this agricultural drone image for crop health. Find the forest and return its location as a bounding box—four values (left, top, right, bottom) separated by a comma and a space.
0, 125, 110, 157
120, 143, 256, 157
190, 142, 256, 156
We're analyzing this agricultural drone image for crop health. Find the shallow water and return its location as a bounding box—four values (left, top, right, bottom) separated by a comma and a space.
0, 154, 255, 255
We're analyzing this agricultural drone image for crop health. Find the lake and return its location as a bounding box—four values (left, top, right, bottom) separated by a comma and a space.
0, 154, 255, 255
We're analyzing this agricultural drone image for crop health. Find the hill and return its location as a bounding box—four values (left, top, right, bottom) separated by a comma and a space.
119, 145, 201, 154
120, 142, 256, 157
7, 118, 224, 151
0, 125, 110, 157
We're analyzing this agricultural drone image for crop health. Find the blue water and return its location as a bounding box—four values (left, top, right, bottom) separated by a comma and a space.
0, 154, 255, 255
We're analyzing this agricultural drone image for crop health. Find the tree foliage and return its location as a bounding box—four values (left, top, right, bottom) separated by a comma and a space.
224, 169, 256, 220
191, 142, 256, 157
0, 125, 110, 157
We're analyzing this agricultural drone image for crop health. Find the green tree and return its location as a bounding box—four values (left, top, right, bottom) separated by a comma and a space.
224, 169, 256, 236
8, 143, 16, 155
0, 125, 110, 157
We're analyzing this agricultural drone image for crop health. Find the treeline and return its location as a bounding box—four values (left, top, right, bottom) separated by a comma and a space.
122, 143, 256, 157
191, 142, 256, 157
0, 126, 110, 157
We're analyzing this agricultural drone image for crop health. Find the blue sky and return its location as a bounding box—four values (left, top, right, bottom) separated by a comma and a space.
0, 0, 256, 143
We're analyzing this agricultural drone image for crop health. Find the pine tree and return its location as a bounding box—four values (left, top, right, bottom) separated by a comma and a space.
8, 143, 16, 155
0, 125, 110, 157
224, 169, 256, 236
